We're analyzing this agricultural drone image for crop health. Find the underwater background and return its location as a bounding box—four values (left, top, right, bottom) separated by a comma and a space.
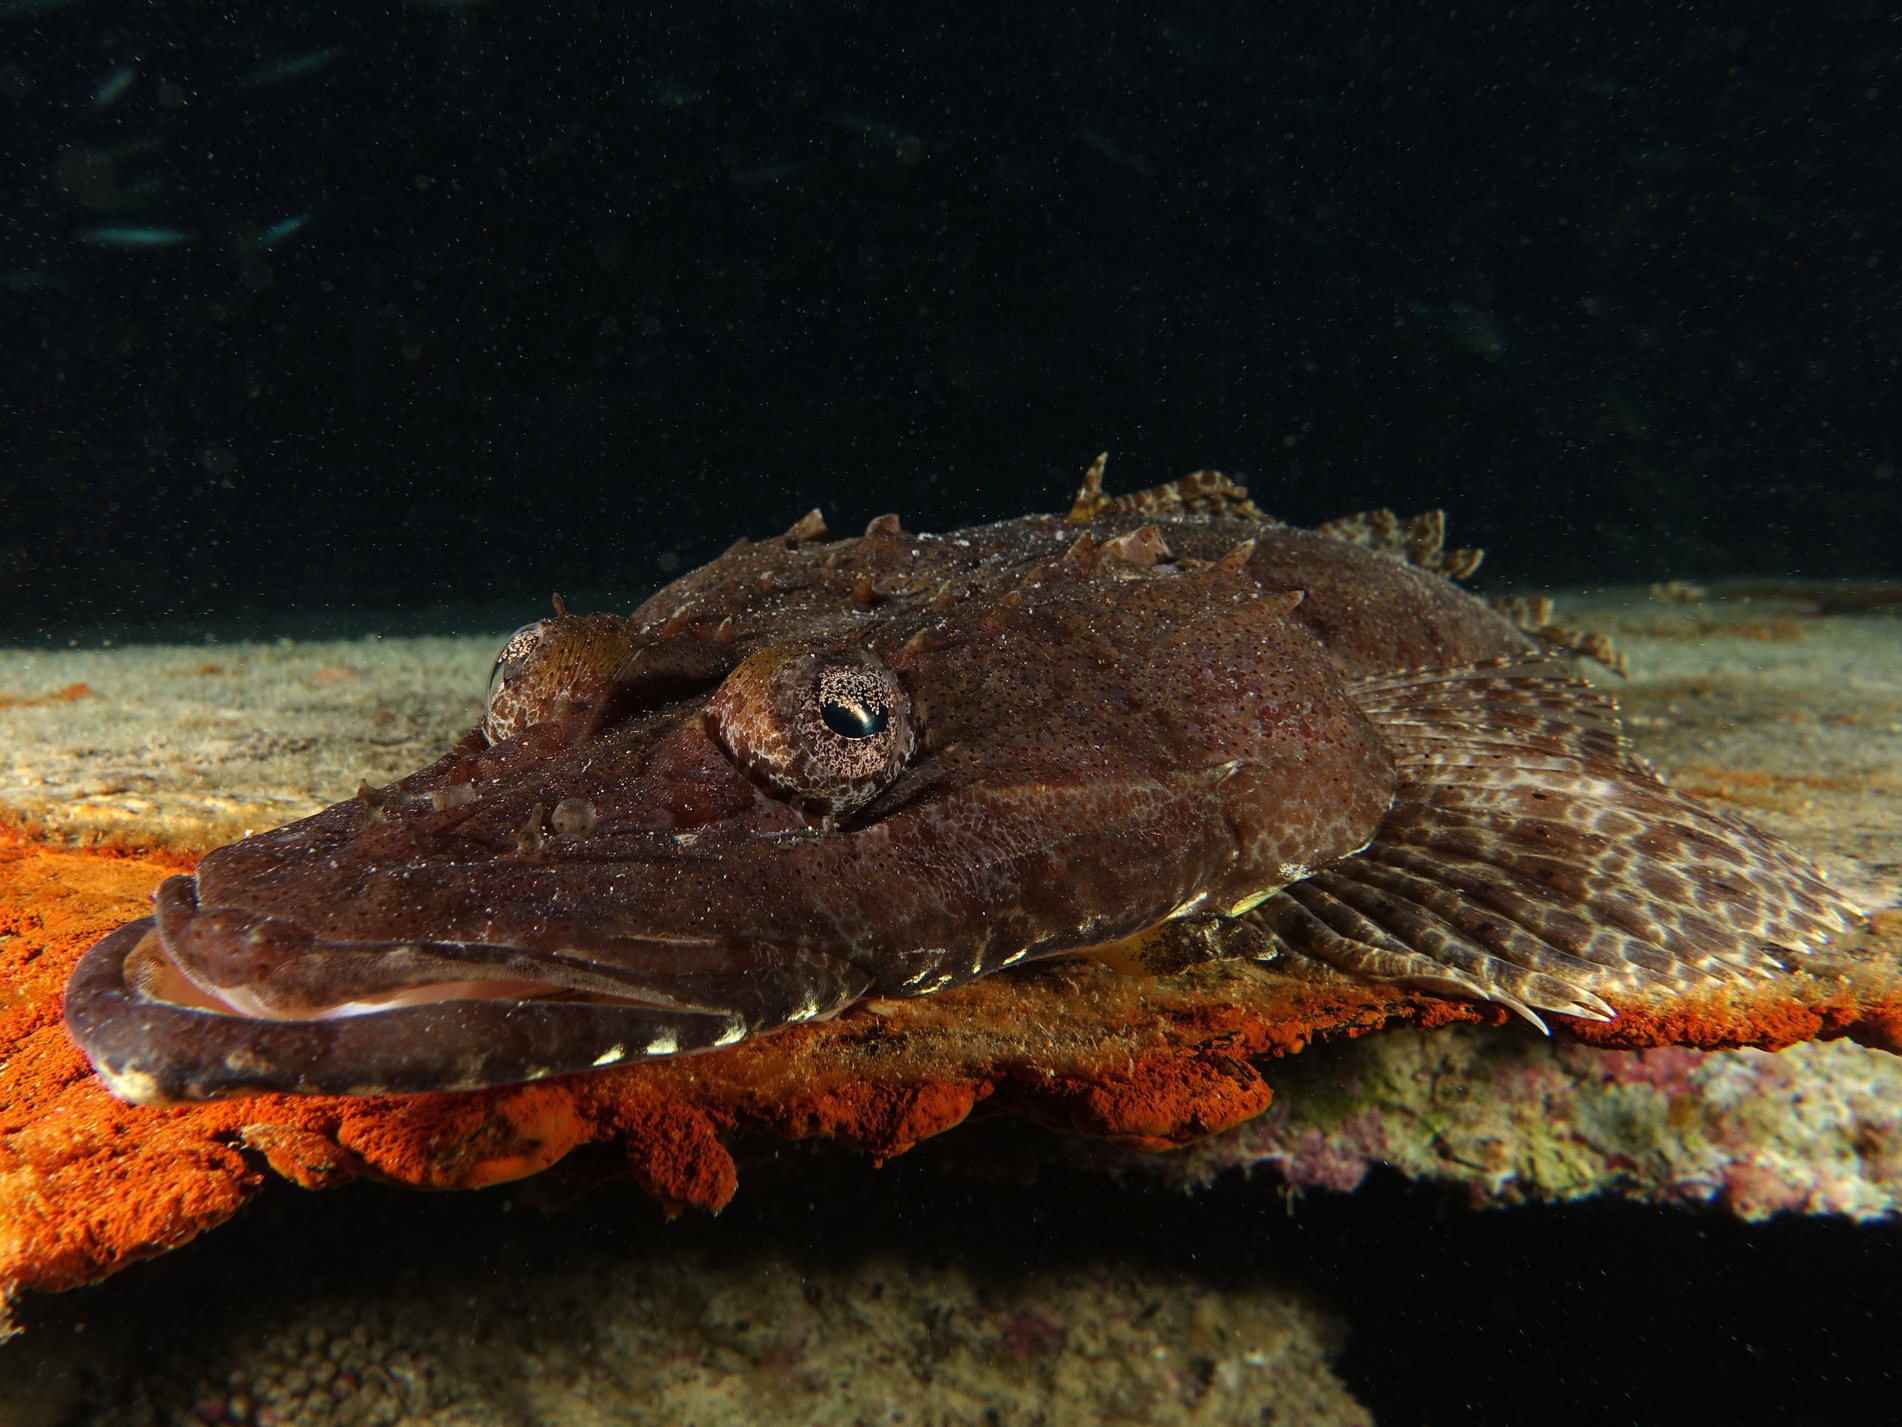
2, 0, 1900, 1422
4, 0, 1899, 637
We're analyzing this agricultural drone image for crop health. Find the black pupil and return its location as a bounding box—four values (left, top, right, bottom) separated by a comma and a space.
822, 696, 887, 739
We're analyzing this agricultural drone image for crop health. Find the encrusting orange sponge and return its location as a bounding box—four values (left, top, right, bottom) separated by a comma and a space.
4, 824, 1900, 1336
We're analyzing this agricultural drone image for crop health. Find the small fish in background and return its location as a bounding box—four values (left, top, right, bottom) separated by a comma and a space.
241, 46, 345, 88
831, 112, 925, 165
1079, 127, 1155, 178
251, 212, 310, 250
74, 225, 189, 248
646, 79, 706, 108
90, 65, 136, 109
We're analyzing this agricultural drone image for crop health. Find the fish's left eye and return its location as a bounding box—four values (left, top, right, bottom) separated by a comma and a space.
709, 643, 914, 818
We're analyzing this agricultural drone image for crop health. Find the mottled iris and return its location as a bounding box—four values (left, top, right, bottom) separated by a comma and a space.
708, 643, 914, 817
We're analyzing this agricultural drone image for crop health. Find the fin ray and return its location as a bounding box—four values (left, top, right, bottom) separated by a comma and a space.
1261, 656, 1862, 1025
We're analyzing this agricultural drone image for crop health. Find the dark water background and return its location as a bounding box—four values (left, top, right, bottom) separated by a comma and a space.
4, 2, 1901, 1421
2, 0, 1898, 635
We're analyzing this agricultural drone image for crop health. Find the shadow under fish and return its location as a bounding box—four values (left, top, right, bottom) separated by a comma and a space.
65, 461, 1877, 1104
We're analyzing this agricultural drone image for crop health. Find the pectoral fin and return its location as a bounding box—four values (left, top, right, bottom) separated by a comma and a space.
1260, 656, 1864, 1031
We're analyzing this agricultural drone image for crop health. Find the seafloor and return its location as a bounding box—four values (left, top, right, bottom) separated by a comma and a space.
0, 582, 1897, 1424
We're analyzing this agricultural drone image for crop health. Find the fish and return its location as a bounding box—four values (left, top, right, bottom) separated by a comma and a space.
90, 65, 136, 109
253, 212, 310, 249
240, 46, 346, 88
64, 459, 1865, 1105
74, 226, 189, 249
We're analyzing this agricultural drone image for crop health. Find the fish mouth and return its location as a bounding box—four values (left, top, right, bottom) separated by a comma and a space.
62, 874, 870, 1104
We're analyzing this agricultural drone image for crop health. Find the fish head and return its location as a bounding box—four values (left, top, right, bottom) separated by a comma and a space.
106, 516, 1400, 1094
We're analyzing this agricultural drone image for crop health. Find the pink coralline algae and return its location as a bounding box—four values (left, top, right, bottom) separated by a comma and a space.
1135, 1020, 1902, 1221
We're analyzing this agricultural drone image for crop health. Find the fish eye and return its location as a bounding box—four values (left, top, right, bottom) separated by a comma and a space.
484, 621, 548, 740
708, 643, 913, 817
818, 683, 889, 740
487, 623, 544, 706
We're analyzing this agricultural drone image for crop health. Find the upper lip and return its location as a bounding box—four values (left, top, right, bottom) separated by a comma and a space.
147, 864, 871, 1029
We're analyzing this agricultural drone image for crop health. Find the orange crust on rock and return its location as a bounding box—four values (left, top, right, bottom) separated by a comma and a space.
4, 829, 1900, 1328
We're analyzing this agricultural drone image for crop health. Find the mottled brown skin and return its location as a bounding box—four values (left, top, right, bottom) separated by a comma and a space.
87, 478, 1837, 1104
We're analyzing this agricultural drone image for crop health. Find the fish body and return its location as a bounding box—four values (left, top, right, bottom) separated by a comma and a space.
254, 213, 310, 249
65, 465, 1862, 1103
241, 46, 345, 88
91, 66, 137, 109
74, 226, 189, 249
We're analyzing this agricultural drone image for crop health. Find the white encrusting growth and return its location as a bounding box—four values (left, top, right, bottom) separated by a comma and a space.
1226, 887, 1277, 916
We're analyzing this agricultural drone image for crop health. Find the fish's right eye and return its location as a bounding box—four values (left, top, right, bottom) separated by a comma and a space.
483, 620, 561, 743
480, 611, 650, 744
486, 622, 545, 711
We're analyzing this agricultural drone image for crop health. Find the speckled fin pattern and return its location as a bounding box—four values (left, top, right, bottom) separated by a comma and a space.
1311, 505, 1485, 581
1255, 656, 1863, 1030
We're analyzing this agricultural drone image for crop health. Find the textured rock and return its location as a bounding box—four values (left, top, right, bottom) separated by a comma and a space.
11, 1248, 1371, 1427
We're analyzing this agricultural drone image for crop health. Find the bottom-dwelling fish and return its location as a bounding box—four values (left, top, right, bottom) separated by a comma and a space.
66, 460, 1863, 1103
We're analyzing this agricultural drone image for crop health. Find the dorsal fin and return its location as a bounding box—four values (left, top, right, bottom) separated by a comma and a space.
1314, 507, 1484, 581
1489, 596, 1628, 676
1068, 454, 1272, 524
781, 509, 830, 545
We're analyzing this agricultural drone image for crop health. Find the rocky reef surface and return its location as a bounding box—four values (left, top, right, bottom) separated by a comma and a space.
2, 586, 1899, 1227
0, 583, 1897, 1422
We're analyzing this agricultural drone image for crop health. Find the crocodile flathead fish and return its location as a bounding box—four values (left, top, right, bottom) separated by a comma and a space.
64, 460, 1864, 1102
